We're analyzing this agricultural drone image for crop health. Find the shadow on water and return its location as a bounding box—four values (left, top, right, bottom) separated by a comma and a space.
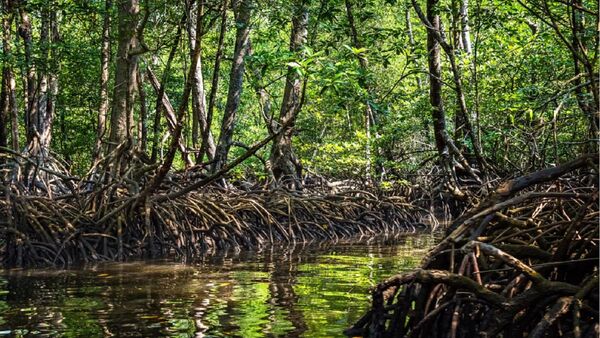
0, 233, 437, 337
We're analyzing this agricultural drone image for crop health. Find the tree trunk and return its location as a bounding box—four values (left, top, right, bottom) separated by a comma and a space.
570, 0, 598, 141
187, 0, 216, 164
459, 0, 472, 54
269, 0, 309, 189
150, 16, 184, 163
450, 0, 462, 50
247, 41, 274, 132
413, 0, 486, 172
46, 9, 59, 150
146, 66, 193, 167
204, 0, 228, 167
0, 0, 13, 150
0, 72, 7, 150
17, 2, 35, 146
405, 6, 422, 90
137, 0, 204, 199
137, 68, 148, 153
345, 0, 376, 183
211, 0, 251, 174
414, 0, 482, 187
94, 0, 111, 161
34, 6, 57, 155
425, 0, 447, 158
108, 0, 139, 154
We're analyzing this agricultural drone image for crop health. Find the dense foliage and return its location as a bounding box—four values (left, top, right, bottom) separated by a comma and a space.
0, 0, 597, 182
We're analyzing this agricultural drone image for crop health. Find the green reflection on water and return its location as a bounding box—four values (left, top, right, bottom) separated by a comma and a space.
0, 234, 435, 337
61, 297, 104, 337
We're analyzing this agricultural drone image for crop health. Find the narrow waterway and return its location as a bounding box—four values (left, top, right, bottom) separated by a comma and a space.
0, 234, 436, 337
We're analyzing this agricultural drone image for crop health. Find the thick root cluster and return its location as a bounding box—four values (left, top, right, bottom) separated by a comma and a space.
0, 183, 430, 267
346, 154, 599, 338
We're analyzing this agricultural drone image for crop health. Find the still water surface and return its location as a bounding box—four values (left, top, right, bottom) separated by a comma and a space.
0, 234, 435, 337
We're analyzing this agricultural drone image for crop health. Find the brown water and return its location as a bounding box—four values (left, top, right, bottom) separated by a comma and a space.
0, 234, 435, 337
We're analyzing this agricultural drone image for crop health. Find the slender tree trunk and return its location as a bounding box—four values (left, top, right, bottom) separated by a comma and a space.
0, 71, 7, 150
186, 0, 215, 164
413, 0, 486, 171
414, 0, 482, 186
94, 0, 111, 161
459, 0, 472, 54
455, 0, 473, 147
146, 66, 193, 166
46, 9, 59, 150
150, 14, 188, 165
0, 0, 12, 149
204, 0, 228, 166
425, 0, 447, 158
36, 9, 49, 151
450, 0, 466, 145
269, 0, 309, 189
137, 0, 203, 199
247, 41, 274, 131
345, 0, 376, 183
405, 6, 422, 90
17, 2, 35, 146
108, 0, 139, 154
150, 88, 161, 162
211, 0, 251, 174
137, 68, 148, 153
2, 1, 18, 151
450, 0, 462, 50
35, 5, 57, 155
570, 0, 598, 141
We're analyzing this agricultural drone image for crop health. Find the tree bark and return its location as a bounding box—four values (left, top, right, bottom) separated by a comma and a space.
94, 0, 111, 161
0, 78, 7, 150
211, 0, 251, 174
36, 9, 49, 152
269, 0, 309, 189
186, 0, 215, 164
108, 0, 139, 154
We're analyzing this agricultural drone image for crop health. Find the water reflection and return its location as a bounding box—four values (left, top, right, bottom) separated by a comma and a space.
0, 234, 435, 337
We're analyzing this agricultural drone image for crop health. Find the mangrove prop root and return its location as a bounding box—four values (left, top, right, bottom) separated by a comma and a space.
346, 156, 599, 337
0, 186, 430, 267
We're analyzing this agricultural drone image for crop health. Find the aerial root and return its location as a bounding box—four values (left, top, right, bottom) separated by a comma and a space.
1, 186, 430, 267
346, 154, 599, 338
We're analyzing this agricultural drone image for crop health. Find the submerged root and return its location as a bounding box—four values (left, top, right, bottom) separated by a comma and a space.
346, 154, 599, 338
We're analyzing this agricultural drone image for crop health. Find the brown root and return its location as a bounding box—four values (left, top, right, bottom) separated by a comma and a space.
346, 154, 599, 337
